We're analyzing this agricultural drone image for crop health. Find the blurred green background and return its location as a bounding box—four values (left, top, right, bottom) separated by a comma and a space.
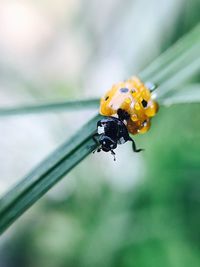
0, 0, 200, 266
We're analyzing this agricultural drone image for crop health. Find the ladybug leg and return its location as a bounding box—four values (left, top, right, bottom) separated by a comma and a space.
93, 148, 101, 153
128, 137, 143, 153
92, 133, 101, 153
92, 133, 99, 144
111, 150, 116, 161
92, 147, 101, 154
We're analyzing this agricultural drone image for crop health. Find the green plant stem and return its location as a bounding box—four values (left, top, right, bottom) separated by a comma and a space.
158, 84, 200, 105
0, 99, 99, 116
139, 23, 200, 82
0, 114, 101, 234
156, 56, 200, 99
150, 41, 200, 85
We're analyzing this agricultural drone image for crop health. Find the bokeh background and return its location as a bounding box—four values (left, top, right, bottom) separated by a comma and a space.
0, 0, 200, 266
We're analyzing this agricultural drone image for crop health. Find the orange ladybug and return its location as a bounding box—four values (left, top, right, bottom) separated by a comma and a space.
99, 76, 158, 135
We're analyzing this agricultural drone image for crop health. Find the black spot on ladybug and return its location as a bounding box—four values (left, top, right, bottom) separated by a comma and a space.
120, 88, 129, 93
141, 99, 148, 108
131, 89, 136, 93
105, 96, 109, 101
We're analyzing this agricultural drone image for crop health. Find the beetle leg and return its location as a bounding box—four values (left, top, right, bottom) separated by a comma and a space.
128, 137, 144, 152
92, 133, 99, 145
92, 133, 101, 153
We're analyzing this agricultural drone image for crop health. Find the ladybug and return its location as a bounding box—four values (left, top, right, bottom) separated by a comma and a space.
93, 76, 158, 160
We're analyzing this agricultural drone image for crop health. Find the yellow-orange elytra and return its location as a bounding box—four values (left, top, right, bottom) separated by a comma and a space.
100, 76, 159, 135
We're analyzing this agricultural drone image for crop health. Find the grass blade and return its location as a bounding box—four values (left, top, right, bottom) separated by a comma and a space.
150, 41, 200, 85
0, 99, 99, 116
159, 84, 200, 105
0, 114, 101, 234
156, 57, 200, 99
140, 23, 200, 82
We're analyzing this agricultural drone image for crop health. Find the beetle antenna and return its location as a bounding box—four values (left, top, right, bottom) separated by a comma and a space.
111, 150, 116, 161
93, 147, 102, 154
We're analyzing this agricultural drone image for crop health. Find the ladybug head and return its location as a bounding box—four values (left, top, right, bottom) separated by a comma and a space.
98, 135, 117, 152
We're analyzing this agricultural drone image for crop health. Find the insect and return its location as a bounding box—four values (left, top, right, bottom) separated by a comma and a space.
93, 76, 159, 160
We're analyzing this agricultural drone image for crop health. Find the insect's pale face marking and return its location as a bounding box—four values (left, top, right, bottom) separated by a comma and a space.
98, 126, 105, 134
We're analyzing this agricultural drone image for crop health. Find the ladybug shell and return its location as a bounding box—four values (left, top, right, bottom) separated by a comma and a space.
100, 76, 158, 135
